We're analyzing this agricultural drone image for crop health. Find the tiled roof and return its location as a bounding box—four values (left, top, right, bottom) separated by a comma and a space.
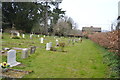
82, 26, 101, 32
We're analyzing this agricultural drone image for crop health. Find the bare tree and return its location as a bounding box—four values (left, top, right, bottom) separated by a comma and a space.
53, 19, 71, 36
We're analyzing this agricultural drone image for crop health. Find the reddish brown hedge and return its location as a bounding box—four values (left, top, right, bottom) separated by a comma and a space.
88, 30, 120, 53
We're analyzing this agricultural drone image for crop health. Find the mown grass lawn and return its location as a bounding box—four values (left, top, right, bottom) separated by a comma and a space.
1, 33, 108, 78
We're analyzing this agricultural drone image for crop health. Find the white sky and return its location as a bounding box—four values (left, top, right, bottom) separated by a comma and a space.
59, 0, 120, 31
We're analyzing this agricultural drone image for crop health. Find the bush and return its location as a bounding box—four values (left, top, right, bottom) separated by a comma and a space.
103, 52, 120, 78
88, 30, 119, 53
89, 30, 120, 78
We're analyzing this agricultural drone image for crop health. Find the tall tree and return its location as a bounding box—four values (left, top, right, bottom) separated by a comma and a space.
2, 2, 65, 34
2, 2, 39, 33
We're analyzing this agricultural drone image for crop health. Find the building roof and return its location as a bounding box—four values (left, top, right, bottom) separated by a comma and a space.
82, 26, 101, 32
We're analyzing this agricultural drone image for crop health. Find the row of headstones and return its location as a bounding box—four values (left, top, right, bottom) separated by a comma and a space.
30, 34, 45, 39
68, 37, 82, 44
13, 33, 46, 39
45, 37, 82, 51
46, 38, 59, 50
5, 46, 36, 67
22, 46, 36, 59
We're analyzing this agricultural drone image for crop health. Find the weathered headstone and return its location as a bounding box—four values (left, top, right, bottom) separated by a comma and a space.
72, 39, 75, 45
68, 39, 71, 44
21, 48, 28, 59
30, 34, 32, 39
38, 35, 40, 37
30, 46, 36, 54
46, 43, 49, 50
17, 32, 20, 37
56, 39, 59, 46
41, 37, 44, 43
22, 34, 25, 38
79, 37, 82, 42
7, 50, 21, 67
43, 35, 45, 38
49, 42, 52, 48
56, 39, 58, 42
46, 42, 52, 50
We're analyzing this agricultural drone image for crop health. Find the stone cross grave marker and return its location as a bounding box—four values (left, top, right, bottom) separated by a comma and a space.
21, 48, 28, 59
7, 50, 21, 67
40, 37, 44, 43
30, 46, 36, 54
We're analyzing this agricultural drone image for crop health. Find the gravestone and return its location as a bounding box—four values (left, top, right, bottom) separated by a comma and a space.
56, 39, 59, 46
43, 35, 45, 38
46, 42, 52, 50
56, 39, 58, 42
41, 37, 44, 43
68, 39, 71, 44
46, 43, 49, 50
72, 39, 75, 45
17, 32, 20, 37
7, 50, 21, 67
38, 35, 40, 37
79, 37, 82, 42
49, 42, 52, 48
21, 48, 28, 59
75, 39, 79, 43
30, 46, 36, 54
22, 34, 25, 38
30, 34, 32, 39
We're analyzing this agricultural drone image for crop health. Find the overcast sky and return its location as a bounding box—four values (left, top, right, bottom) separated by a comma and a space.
59, 0, 119, 31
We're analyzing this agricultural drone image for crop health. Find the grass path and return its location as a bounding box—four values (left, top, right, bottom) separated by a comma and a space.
2, 33, 108, 78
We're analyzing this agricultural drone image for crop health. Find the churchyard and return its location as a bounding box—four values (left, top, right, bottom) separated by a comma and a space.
0, 33, 109, 78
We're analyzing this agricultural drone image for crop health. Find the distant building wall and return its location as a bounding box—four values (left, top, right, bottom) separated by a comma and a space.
117, 1, 120, 30
118, 1, 120, 16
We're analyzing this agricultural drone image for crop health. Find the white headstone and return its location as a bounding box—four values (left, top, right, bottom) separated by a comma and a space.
22, 34, 25, 38
17, 32, 20, 37
56, 39, 59, 46
56, 39, 58, 42
21, 48, 28, 59
43, 35, 45, 37
41, 37, 44, 43
46, 43, 49, 50
46, 42, 52, 50
7, 50, 21, 67
30, 34, 32, 39
79, 37, 81, 40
